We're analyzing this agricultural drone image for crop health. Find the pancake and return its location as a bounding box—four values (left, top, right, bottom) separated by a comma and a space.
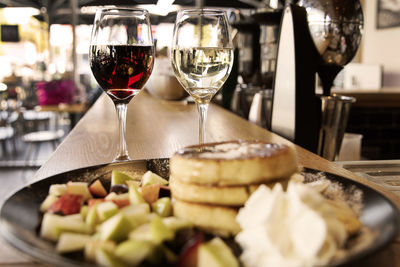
170, 140, 298, 186
170, 176, 290, 206
172, 198, 241, 237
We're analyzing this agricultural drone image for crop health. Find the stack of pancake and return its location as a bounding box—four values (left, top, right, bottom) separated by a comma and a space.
169, 140, 299, 236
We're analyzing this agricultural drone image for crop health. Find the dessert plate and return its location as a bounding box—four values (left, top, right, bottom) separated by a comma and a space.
0, 159, 398, 267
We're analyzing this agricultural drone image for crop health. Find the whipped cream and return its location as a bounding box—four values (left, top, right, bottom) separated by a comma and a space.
236, 181, 348, 267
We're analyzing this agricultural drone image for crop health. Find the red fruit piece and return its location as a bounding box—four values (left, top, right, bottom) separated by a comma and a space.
89, 179, 108, 198
49, 194, 84, 215
178, 233, 204, 267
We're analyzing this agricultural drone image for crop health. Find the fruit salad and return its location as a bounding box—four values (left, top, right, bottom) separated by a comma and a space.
39, 170, 239, 267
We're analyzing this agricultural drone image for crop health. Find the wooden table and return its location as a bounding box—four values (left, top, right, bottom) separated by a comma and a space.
1, 90, 400, 266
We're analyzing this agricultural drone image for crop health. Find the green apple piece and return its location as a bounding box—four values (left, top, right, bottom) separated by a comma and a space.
40, 213, 91, 241
141, 171, 168, 186
150, 215, 174, 244
129, 184, 145, 205
49, 184, 67, 196
40, 194, 58, 213
86, 206, 99, 228
97, 201, 119, 222
56, 217, 92, 236
111, 171, 134, 187
85, 240, 116, 262
96, 247, 129, 267
162, 217, 193, 232
120, 203, 150, 228
40, 213, 64, 241
129, 223, 151, 242
64, 213, 85, 221
198, 237, 239, 267
151, 197, 172, 217
125, 180, 140, 188
80, 205, 89, 219
56, 232, 92, 253
100, 213, 132, 242
67, 181, 93, 201
115, 240, 154, 266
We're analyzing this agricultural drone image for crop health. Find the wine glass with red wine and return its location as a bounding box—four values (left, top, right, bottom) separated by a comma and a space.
89, 8, 154, 162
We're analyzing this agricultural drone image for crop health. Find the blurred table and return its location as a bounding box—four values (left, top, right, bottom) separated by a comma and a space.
0, 91, 400, 266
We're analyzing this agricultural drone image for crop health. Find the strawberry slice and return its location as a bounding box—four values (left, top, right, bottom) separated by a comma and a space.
49, 194, 84, 215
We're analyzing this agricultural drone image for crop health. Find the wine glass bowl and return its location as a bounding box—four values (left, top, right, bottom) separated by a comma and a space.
89, 8, 154, 161
171, 9, 233, 144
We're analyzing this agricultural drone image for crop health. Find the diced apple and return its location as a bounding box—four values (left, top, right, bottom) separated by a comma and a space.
80, 205, 89, 219
40, 213, 64, 241
56, 232, 92, 253
141, 171, 168, 187
198, 237, 239, 267
49, 184, 67, 196
140, 184, 160, 204
40, 213, 92, 241
120, 203, 150, 228
128, 184, 145, 205
178, 233, 204, 267
88, 198, 105, 207
125, 180, 140, 188
86, 206, 99, 228
89, 179, 108, 198
105, 192, 130, 208
111, 171, 134, 187
56, 217, 93, 236
85, 240, 116, 262
67, 182, 93, 201
129, 223, 151, 242
40, 194, 58, 213
95, 247, 129, 267
97, 201, 119, 222
150, 215, 174, 244
100, 213, 132, 242
49, 194, 83, 215
64, 213, 85, 221
152, 197, 172, 217
115, 240, 154, 266
162, 217, 193, 232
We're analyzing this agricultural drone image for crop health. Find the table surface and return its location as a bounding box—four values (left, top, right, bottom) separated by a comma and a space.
1, 90, 400, 266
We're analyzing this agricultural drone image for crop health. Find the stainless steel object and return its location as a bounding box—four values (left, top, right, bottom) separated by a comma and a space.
248, 89, 273, 129
231, 84, 261, 119
298, 0, 364, 96
271, 0, 363, 157
259, 25, 279, 88
318, 94, 356, 161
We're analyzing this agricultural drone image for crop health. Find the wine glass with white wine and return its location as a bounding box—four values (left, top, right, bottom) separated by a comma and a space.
171, 9, 234, 144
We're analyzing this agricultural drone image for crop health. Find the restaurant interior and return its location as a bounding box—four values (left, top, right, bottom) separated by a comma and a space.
0, 0, 400, 266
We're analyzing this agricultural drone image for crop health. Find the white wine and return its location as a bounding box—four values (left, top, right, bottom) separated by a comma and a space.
172, 47, 233, 104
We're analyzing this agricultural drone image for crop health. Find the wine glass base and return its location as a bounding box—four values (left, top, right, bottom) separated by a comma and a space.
112, 155, 131, 163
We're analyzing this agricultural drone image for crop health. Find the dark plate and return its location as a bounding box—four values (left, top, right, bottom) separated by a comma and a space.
0, 160, 399, 267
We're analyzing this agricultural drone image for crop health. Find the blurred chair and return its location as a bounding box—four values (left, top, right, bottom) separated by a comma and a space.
23, 129, 64, 162
22, 110, 52, 132
0, 126, 14, 157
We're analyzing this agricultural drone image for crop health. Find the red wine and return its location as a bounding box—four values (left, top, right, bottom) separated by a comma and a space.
90, 45, 154, 104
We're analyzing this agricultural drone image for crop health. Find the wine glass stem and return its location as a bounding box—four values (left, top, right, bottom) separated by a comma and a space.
114, 103, 130, 162
197, 103, 209, 144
